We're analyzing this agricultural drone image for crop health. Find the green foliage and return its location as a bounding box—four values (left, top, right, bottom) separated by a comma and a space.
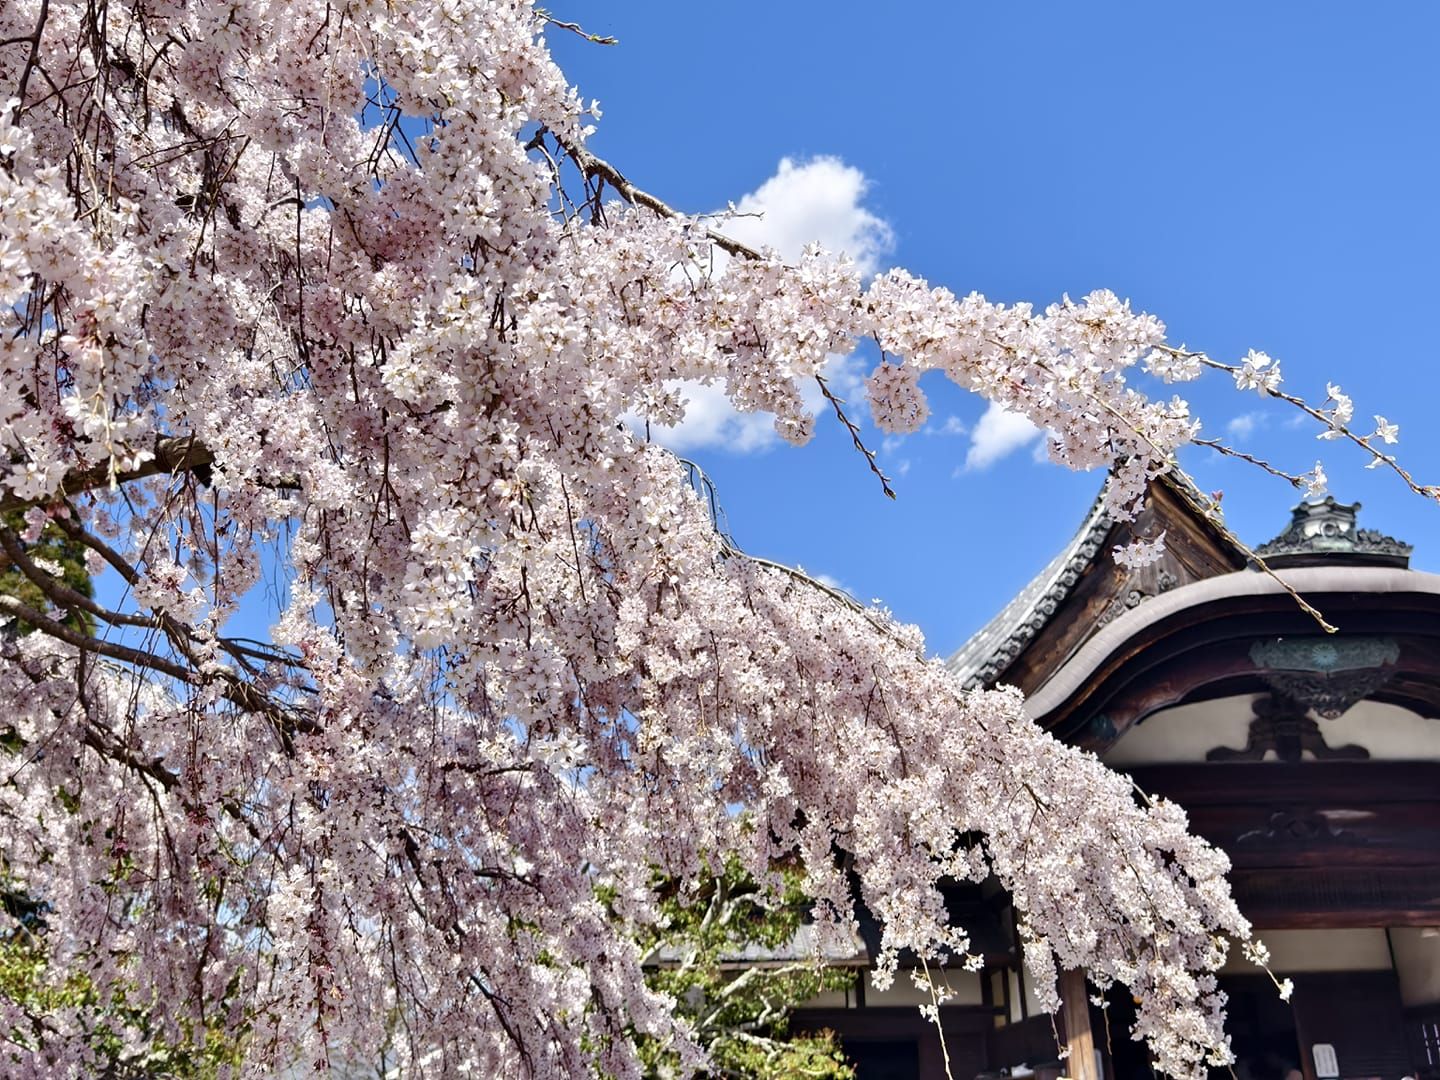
0, 808, 248, 1076
636, 860, 856, 1079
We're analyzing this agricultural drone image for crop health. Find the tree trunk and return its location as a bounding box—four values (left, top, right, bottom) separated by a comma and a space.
1061, 969, 1100, 1080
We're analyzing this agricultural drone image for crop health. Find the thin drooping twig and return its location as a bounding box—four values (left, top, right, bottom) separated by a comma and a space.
1159, 344, 1440, 503
816, 373, 895, 500
1192, 438, 1309, 489
679, 457, 925, 651
548, 132, 907, 502
997, 346, 1340, 633
1165, 461, 1338, 634
684, 245, 1337, 634
4, 0, 49, 124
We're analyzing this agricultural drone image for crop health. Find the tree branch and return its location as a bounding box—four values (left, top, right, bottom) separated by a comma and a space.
816, 373, 895, 500
556, 136, 764, 262
0, 524, 163, 631
0, 436, 215, 515
6, 0, 48, 124
535, 11, 618, 46
0, 435, 302, 516
0, 594, 191, 680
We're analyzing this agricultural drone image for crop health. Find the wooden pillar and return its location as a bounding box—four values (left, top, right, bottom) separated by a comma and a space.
1060, 969, 1100, 1080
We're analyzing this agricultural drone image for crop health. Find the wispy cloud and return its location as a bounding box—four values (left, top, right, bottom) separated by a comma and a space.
1226, 411, 1268, 439
639, 382, 782, 453
963, 403, 1043, 471
925, 415, 968, 437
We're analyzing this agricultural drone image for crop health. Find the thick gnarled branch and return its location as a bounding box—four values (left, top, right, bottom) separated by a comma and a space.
0, 436, 214, 515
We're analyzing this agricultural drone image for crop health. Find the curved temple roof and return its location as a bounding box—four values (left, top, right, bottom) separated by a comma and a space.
945, 473, 1242, 691
943, 492, 1112, 690
944, 477, 1416, 700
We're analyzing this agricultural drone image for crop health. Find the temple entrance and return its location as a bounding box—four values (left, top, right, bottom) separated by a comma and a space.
1217, 976, 1303, 1080
1101, 977, 1300, 1080
1103, 990, 1154, 1080
847, 1039, 921, 1079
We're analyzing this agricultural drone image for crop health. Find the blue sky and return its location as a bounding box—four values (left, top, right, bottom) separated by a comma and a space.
551, 1, 1440, 657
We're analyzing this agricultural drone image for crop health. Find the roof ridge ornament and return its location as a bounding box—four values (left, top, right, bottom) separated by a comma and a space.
1253, 496, 1412, 568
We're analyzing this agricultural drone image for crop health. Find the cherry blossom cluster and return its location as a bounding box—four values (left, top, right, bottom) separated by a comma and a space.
0, 2, 1293, 1077
1156, 340, 1422, 500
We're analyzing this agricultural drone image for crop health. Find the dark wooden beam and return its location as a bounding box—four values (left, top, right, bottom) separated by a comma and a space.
1126, 763, 1440, 926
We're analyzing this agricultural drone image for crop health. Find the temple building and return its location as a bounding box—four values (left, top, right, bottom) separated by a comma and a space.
792, 477, 1440, 1080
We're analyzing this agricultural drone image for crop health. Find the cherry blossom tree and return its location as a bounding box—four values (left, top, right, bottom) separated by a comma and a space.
0, 2, 1411, 1076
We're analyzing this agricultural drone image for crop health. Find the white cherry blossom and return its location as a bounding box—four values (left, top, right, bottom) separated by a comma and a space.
1232, 349, 1283, 396
0, 3, 1326, 1077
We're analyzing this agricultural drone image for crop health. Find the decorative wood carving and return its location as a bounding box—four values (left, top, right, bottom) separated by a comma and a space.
1250, 636, 1401, 672
1095, 565, 1178, 628
1249, 636, 1401, 718
970, 477, 1244, 697
1207, 695, 1369, 762
1227, 866, 1440, 928
1235, 807, 1370, 848
1262, 668, 1399, 719
1126, 762, 1440, 925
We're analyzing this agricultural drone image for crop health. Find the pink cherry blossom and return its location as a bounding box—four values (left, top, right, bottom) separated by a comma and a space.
0, 3, 1312, 1077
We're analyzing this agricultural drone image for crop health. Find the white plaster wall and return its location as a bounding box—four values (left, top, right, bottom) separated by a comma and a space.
862, 967, 984, 1007
1009, 969, 1030, 1022
1021, 965, 1047, 1018
1103, 695, 1257, 766
1327, 699, 1440, 760
1103, 694, 1440, 766
1219, 928, 1392, 974
1390, 927, 1440, 1006
801, 967, 984, 1009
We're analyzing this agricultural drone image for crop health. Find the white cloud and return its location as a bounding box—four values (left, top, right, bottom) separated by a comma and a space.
1227, 411, 1268, 439
877, 432, 912, 481
963, 403, 1043, 471
930, 415, 968, 437
642, 158, 892, 454
640, 381, 778, 454
641, 352, 866, 455
717, 156, 893, 276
